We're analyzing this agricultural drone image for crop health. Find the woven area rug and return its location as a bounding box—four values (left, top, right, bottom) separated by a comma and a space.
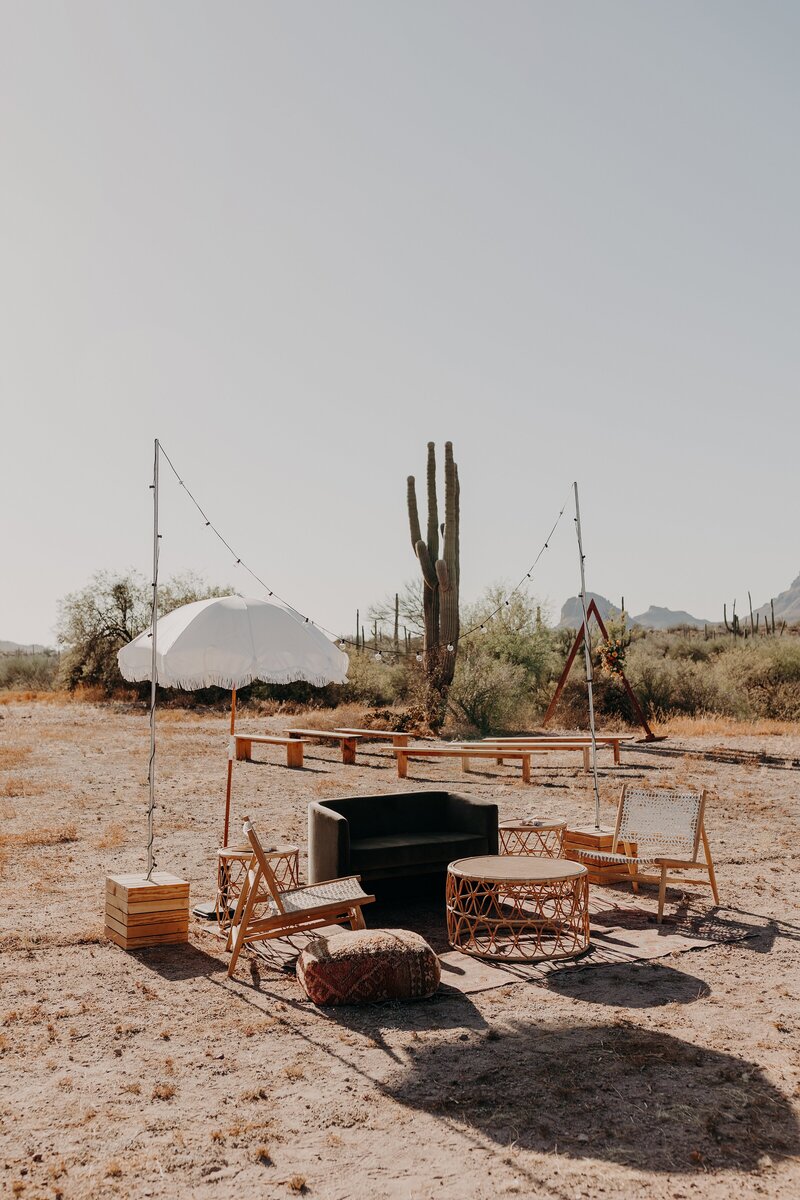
242, 893, 763, 996
437, 895, 760, 995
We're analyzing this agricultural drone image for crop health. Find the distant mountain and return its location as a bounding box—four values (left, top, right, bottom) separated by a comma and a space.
754, 572, 800, 625
558, 593, 622, 629
558, 595, 709, 630
630, 606, 710, 630
0, 639, 50, 653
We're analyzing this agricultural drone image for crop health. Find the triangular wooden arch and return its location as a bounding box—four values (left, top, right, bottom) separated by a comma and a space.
542, 598, 656, 741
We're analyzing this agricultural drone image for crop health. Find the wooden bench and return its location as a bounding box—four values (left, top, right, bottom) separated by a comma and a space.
393, 746, 534, 783
231, 734, 305, 769
482, 733, 634, 765
286, 729, 362, 765
333, 728, 418, 748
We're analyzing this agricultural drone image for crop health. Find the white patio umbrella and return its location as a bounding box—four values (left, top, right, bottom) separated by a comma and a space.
118, 594, 349, 848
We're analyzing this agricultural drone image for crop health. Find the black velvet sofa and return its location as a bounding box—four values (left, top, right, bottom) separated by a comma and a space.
307, 790, 499, 885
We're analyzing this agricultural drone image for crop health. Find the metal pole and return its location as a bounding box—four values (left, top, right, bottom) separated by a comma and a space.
574, 481, 602, 830
146, 438, 160, 879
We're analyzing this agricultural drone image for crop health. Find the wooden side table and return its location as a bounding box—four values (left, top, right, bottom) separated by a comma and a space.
216, 844, 299, 931
499, 817, 567, 858
446, 855, 590, 963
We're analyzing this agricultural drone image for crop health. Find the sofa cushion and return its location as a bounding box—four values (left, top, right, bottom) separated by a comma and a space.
350, 830, 488, 874
297, 928, 440, 1006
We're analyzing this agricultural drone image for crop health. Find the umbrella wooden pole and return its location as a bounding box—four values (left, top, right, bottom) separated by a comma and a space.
223, 688, 237, 846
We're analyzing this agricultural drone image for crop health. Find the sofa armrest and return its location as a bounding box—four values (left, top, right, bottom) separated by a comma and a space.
444, 793, 499, 853
308, 802, 350, 884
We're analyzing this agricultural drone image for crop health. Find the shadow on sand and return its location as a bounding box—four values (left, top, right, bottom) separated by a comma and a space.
380, 1018, 800, 1172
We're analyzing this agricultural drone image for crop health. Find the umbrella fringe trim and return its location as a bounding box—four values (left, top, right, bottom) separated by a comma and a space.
119, 670, 347, 690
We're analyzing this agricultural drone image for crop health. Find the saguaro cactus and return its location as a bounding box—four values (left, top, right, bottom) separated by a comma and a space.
407, 441, 460, 727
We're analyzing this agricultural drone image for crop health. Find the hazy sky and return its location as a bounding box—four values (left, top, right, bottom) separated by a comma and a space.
2, 2, 798, 646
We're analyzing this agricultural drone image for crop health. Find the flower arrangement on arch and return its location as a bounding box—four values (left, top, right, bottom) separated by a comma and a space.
598, 636, 626, 678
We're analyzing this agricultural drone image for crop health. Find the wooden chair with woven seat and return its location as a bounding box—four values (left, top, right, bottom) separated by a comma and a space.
577, 785, 720, 923
226, 817, 375, 978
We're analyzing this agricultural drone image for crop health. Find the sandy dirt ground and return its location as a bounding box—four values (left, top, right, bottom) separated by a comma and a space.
1, 699, 798, 1200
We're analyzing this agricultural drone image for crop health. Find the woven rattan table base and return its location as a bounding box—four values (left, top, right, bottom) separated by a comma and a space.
446, 858, 590, 963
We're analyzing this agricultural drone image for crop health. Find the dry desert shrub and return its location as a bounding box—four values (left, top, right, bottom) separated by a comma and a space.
152, 1081, 176, 1101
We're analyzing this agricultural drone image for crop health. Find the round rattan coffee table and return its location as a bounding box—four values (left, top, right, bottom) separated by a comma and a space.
499, 817, 567, 858
446, 855, 590, 962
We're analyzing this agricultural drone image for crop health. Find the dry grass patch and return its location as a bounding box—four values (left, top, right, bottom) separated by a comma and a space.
95, 823, 128, 850
2, 776, 41, 798
152, 1081, 176, 1101
656, 714, 800, 737
0, 746, 32, 768
0, 824, 78, 848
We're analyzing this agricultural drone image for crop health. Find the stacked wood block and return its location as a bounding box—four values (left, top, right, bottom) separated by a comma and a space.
105, 872, 189, 949
563, 825, 635, 886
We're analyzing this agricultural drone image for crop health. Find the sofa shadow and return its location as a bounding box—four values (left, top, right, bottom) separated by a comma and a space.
380, 1019, 800, 1172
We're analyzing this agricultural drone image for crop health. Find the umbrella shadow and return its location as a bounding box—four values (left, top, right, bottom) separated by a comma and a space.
380, 1018, 800, 1172
546, 960, 711, 1007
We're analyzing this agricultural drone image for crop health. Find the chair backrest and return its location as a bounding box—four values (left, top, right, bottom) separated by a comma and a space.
242, 817, 286, 913
612, 786, 706, 862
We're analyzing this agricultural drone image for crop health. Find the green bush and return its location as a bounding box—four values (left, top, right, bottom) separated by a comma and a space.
0, 652, 59, 691
56, 570, 228, 694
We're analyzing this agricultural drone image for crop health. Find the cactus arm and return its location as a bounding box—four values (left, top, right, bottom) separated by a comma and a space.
407, 476, 423, 552
416, 540, 438, 590
426, 442, 439, 562
435, 559, 450, 590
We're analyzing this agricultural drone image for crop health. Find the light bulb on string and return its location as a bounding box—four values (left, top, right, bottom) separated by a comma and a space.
374, 651, 382, 662
415, 652, 423, 662
446, 643, 454, 652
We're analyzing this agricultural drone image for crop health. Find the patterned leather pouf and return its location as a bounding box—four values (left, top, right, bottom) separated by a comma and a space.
297, 928, 440, 1006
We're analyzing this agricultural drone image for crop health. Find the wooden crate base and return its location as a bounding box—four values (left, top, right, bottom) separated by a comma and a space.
105, 872, 189, 950
563, 826, 636, 887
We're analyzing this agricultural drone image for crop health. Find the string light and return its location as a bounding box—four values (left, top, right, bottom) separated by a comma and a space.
158, 443, 570, 658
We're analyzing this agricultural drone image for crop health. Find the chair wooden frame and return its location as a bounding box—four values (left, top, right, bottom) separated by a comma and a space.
578, 784, 720, 923
226, 817, 375, 978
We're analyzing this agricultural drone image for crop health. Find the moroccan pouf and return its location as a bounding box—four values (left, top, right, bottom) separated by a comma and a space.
296, 928, 440, 1006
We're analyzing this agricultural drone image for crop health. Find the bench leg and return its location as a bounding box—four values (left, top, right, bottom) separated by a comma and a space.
461, 755, 471, 772
521, 756, 531, 784
395, 734, 409, 748
397, 753, 408, 779
583, 747, 590, 772
236, 739, 251, 762
496, 757, 504, 766
613, 741, 621, 765
286, 741, 304, 769
342, 738, 357, 765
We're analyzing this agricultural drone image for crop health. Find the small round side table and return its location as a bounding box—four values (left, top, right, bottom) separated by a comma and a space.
446, 855, 590, 962
216, 844, 299, 931
499, 817, 567, 858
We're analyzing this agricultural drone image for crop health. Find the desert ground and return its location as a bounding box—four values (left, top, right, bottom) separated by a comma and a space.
1, 698, 799, 1200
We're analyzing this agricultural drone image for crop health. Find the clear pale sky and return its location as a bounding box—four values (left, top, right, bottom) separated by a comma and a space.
2, 2, 798, 646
